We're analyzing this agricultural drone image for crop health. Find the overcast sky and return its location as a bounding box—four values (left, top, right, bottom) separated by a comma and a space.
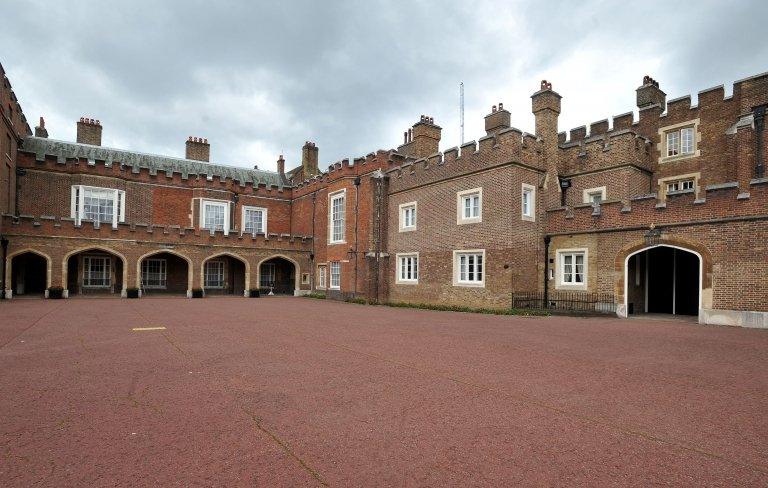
3, 0, 766, 172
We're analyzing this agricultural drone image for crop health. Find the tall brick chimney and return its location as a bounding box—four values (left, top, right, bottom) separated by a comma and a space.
34, 116, 48, 138
397, 116, 441, 159
301, 141, 319, 178
531, 80, 562, 207
636, 75, 666, 111
276, 154, 285, 175
485, 103, 510, 136
186, 136, 210, 162
76, 117, 102, 146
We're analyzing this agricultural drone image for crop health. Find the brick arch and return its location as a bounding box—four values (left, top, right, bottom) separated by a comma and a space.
135, 249, 194, 294
614, 235, 713, 317
62, 245, 129, 297
256, 254, 301, 293
200, 252, 251, 293
5, 248, 53, 295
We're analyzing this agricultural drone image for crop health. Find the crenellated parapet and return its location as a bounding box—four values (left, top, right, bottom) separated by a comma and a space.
18, 136, 292, 199
545, 178, 768, 235
291, 149, 397, 197
387, 127, 543, 193
558, 129, 653, 175
1, 214, 314, 250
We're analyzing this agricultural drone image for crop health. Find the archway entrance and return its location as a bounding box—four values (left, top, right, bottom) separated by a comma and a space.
259, 257, 296, 295
139, 252, 190, 296
626, 245, 700, 316
66, 249, 124, 296
10, 252, 48, 297
203, 255, 246, 296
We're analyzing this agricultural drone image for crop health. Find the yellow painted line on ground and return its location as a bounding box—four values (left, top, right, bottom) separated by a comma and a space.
132, 327, 167, 331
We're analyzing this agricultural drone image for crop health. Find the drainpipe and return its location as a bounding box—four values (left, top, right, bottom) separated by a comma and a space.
353, 176, 360, 296
543, 235, 551, 309
310, 192, 316, 290
15, 167, 26, 216
1, 237, 7, 299
755, 105, 766, 179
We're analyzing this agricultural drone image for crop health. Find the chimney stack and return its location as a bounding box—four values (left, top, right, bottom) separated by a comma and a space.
636, 75, 666, 111
484, 101, 510, 136
531, 80, 563, 208
76, 117, 102, 146
185, 136, 210, 162
35, 116, 48, 138
301, 141, 319, 178
397, 116, 441, 158
276, 154, 285, 175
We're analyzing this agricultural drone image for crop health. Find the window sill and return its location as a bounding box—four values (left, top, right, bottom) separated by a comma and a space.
555, 283, 587, 291
396, 280, 419, 285
457, 218, 482, 225
399, 227, 416, 233
521, 215, 535, 222
659, 151, 699, 164
453, 281, 485, 288
328, 241, 347, 246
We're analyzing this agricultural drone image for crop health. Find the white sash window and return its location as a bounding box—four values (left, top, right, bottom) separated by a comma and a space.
83, 256, 111, 288
71, 185, 125, 228
200, 199, 230, 235
242, 206, 266, 235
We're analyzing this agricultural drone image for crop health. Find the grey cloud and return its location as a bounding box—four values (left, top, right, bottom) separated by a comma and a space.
3, 0, 766, 172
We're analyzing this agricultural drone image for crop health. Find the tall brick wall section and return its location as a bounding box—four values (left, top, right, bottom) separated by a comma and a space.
387, 164, 544, 308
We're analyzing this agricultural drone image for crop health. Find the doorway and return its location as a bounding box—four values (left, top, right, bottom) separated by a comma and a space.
626, 246, 700, 316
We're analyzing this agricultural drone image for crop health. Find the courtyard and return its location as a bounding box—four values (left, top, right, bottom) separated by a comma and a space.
1, 297, 767, 486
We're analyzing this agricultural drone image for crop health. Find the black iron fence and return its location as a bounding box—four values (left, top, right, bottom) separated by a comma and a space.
512, 291, 617, 314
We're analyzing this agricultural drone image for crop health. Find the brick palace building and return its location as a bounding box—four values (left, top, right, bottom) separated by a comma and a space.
1, 60, 766, 327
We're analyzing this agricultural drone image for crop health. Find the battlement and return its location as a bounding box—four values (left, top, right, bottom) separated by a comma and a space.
18, 137, 291, 199
559, 129, 652, 175
387, 127, 543, 193
546, 178, 768, 235
291, 150, 396, 196
2, 214, 314, 250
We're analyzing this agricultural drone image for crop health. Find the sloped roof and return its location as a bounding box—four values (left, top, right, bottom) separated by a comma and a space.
21, 136, 288, 188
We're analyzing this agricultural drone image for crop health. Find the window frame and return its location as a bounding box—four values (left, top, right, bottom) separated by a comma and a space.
141, 258, 167, 289
204, 260, 225, 288
317, 264, 327, 290
242, 205, 267, 235
199, 198, 230, 235
456, 188, 483, 225
399, 201, 417, 232
521, 183, 536, 221
82, 255, 112, 288
328, 190, 347, 244
658, 119, 700, 163
582, 186, 607, 205
556, 248, 588, 290
70, 185, 126, 228
396, 253, 419, 284
260, 262, 276, 288
329, 261, 341, 290
452, 249, 485, 287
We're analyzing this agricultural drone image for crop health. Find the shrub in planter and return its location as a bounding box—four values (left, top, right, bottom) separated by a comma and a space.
248, 289, 260, 298
191, 289, 204, 298
126, 288, 140, 298
47, 287, 64, 299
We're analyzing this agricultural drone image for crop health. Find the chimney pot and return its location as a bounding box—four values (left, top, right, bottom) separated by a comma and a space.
185, 136, 210, 162
76, 116, 103, 145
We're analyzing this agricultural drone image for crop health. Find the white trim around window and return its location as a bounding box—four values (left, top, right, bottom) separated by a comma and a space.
328, 189, 347, 244
452, 249, 485, 287
204, 260, 225, 288
329, 261, 341, 289
456, 188, 482, 224
521, 183, 535, 221
583, 186, 606, 205
199, 198, 230, 235
241, 205, 267, 235
556, 248, 588, 290
657, 118, 701, 163
70, 185, 126, 228
317, 264, 327, 290
396, 253, 419, 284
399, 201, 417, 232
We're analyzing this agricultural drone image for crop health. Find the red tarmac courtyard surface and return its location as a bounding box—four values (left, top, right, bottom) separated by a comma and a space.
1, 297, 768, 486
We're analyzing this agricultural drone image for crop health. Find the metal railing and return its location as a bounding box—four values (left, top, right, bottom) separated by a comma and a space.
512, 291, 617, 314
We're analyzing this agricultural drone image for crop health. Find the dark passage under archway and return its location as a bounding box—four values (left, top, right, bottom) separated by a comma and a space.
259, 257, 295, 295
627, 246, 699, 316
11, 252, 47, 296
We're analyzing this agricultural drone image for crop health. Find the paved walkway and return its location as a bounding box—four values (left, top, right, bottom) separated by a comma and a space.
1, 297, 767, 486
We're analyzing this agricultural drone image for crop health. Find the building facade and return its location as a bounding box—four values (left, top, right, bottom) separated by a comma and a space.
1, 59, 766, 327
